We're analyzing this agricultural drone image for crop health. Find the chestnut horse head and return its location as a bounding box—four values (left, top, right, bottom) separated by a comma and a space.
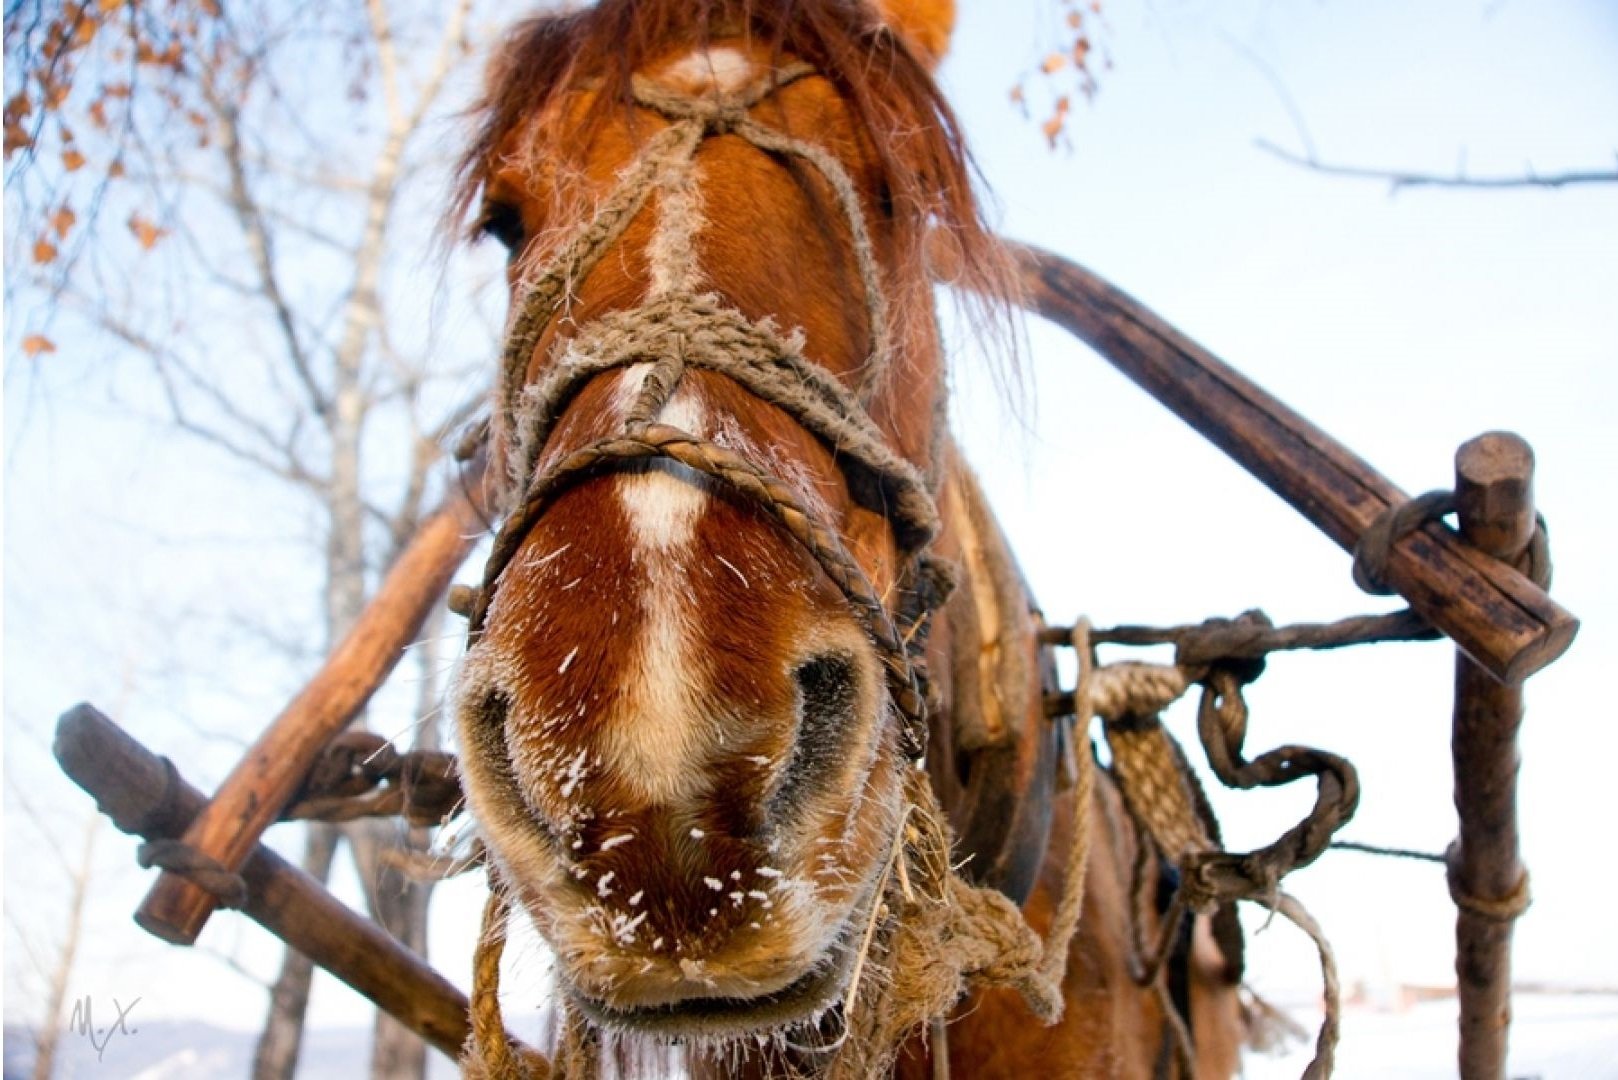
452, 2, 1247, 1074
452, 0, 1010, 1048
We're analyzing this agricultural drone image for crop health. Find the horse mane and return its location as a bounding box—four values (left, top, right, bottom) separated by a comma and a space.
453, 0, 1017, 360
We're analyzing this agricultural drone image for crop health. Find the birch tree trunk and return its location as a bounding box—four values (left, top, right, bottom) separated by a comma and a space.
30, 818, 99, 1080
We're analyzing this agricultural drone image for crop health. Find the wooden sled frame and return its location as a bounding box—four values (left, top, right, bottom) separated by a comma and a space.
55, 242, 1577, 1079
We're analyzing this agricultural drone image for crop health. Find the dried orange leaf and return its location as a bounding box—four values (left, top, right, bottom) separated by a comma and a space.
22, 334, 57, 358
97, 0, 125, 12
33, 238, 59, 264
61, 147, 86, 171
129, 213, 168, 250
1041, 52, 1066, 75
3, 122, 33, 157
108, 159, 126, 177
42, 78, 70, 110
50, 205, 77, 238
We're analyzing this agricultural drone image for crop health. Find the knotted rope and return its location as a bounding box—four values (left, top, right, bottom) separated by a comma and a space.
1047, 611, 1370, 1079
1352, 489, 1554, 595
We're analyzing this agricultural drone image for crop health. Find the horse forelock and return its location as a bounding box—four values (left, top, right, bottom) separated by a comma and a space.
452, 0, 1016, 355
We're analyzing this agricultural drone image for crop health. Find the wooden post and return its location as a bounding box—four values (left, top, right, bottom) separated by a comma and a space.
135, 458, 490, 945
54, 703, 474, 1060
1450, 432, 1537, 1079
1006, 243, 1578, 685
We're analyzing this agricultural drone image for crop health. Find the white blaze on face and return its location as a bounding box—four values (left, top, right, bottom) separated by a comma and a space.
660, 46, 762, 95
603, 365, 718, 805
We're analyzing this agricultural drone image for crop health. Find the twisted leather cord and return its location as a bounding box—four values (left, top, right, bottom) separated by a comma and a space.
1352, 490, 1457, 595
137, 839, 249, 909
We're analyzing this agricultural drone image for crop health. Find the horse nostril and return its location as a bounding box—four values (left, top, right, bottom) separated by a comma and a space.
772, 653, 858, 814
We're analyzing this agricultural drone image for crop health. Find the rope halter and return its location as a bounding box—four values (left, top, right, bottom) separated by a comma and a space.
469, 61, 949, 759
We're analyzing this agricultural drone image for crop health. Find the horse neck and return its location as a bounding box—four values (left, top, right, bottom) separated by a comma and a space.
925, 441, 1061, 904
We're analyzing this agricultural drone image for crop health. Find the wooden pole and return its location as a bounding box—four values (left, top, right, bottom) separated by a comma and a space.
1450, 432, 1537, 1079
135, 458, 491, 945
1006, 243, 1577, 685
54, 703, 473, 1060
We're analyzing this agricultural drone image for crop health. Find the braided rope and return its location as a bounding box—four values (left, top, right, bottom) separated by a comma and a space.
496, 120, 699, 467
507, 292, 938, 551
465, 883, 555, 1079
1057, 617, 1358, 1078
476, 422, 928, 756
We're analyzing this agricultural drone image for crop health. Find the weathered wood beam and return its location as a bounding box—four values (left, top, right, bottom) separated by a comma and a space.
135, 455, 491, 945
1005, 242, 1577, 684
54, 703, 473, 1060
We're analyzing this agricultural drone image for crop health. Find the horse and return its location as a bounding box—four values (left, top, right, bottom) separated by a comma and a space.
449, 1, 1245, 1075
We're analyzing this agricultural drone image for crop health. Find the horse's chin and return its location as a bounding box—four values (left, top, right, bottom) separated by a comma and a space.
539, 849, 884, 1044
557, 916, 865, 1044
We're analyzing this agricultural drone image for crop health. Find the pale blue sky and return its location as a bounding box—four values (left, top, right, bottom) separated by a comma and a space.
4, 0, 1615, 1069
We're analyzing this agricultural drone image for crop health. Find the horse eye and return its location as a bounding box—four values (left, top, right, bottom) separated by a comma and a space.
875, 180, 896, 220
476, 201, 526, 256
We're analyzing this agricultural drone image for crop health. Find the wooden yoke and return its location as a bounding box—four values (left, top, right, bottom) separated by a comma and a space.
57, 704, 473, 1058
1006, 242, 1578, 684
135, 456, 492, 945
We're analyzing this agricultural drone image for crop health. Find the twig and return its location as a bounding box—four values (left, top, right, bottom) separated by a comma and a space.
1256, 139, 1618, 192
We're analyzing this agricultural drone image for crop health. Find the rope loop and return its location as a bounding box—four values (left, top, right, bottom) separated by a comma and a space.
137, 838, 249, 909
1519, 511, 1554, 589
1445, 842, 1533, 922
1351, 489, 1456, 595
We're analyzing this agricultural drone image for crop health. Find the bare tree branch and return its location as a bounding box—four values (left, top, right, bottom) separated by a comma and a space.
404, 0, 473, 134
202, 79, 332, 421
1256, 139, 1618, 192
366, 0, 406, 136
83, 305, 332, 494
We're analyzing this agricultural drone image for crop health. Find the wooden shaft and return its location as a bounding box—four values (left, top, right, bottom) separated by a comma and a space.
136, 460, 491, 944
1450, 432, 1535, 1080
1007, 243, 1578, 685
54, 703, 472, 1060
